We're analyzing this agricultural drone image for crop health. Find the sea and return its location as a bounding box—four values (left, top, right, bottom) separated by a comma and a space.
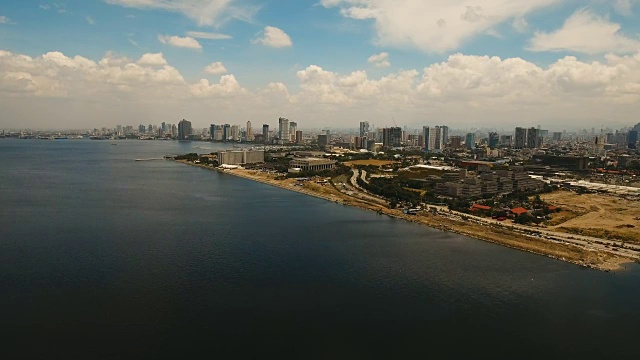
0, 138, 638, 359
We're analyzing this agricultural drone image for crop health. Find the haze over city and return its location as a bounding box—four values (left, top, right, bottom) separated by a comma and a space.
2, 0, 640, 130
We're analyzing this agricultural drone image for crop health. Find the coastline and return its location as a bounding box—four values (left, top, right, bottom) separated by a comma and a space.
176, 160, 634, 272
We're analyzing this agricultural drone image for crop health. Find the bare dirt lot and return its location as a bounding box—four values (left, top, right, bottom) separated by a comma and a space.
542, 190, 640, 244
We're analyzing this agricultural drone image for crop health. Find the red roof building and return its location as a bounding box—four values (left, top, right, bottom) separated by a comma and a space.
511, 207, 528, 216
471, 204, 492, 211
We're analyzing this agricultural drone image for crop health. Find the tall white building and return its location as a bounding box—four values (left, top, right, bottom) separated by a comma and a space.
278, 117, 290, 142
359, 121, 370, 137
246, 121, 253, 142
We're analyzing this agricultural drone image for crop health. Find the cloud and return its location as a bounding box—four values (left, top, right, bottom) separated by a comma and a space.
39, 4, 50, 10
137, 52, 168, 66
251, 26, 292, 48
613, 0, 639, 16
367, 52, 391, 67
0, 16, 12, 24
321, 0, 561, 52
186, 31, 232, 40
528, 10, 640, 54
204, 61, 227, 74
512, 17, 528, 33
158, 35, 202, 50
86, 16, 95, 25
3, 48, 640, 129
105, 0, 257, 26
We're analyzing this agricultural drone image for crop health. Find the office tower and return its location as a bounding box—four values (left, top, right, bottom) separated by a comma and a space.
262, 124, 269, 143
177, 119, 192, 140
466, 133, 476, 150
230, 125, 239, 141
317, 134, 328, 148
488, 132, 499, 149
289, 122, 297, 142
423, 126, 438, 151
223, 124, 230, 142
246, 121, 253, 142
210, 124, 216, 140
552, 132, 562, 142
278, 117, 290, 142
138, 124, 146, 134
295, 130, 303, 144
527, 127, 540, 149
359, 121, 370, 137
171, 124, 177, 137
161, 122, 166, 133
514, 127, 528, 149
450, 136, 462, 149
441, 125, 449, 145
382, 127, 402, 149
629, 131, 638, 149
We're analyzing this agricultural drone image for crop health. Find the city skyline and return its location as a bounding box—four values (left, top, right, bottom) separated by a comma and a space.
2, 1, 640, 129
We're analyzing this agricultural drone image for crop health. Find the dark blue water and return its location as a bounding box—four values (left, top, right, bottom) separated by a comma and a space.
1, 139, 639, 359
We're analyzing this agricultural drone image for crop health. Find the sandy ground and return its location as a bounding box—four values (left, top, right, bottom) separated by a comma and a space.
178, 161, 633, 271
542, 190, 640, 244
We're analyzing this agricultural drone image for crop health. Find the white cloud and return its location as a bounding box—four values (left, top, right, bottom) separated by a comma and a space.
39, 4, 50, 10
0, 16, 12, 24
251, 26, 292, 48
204, 61, 227, 74
367, 52, 391, 67
613, 0, 638, 16
321, 0, 561, 52
3, 49, 640, 129
529, 10, 640, 54
137, 52, 168, 66
158, 35, 202, 50
105, 0, 257, 26
512, 17, 528, 33
86, 16, 95, 25
186, 31, 232, 40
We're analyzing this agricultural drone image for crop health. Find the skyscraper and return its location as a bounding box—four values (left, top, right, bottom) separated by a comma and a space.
465, 133, 476, 150
488, 132, 499, 149
246, 121, 253, 142
359, 121, 370, 137
278, 117, 289, 142
223, 124, 231, 142
295, 130, 303, 143
514, 127, 527, 149
178, 119, 192, 140
262, 124, 269, 143
289, 121, 297, 142
423, 126, 438, 151
628, 130, 638, 149
210, 124, 216, 140
383, 127, 402, 149
527, 127, 540, 149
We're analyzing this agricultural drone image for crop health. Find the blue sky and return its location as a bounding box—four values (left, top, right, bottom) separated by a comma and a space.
1, 0, 640, 130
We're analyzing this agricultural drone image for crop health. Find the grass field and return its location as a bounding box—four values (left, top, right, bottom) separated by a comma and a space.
344, 160, 397, 167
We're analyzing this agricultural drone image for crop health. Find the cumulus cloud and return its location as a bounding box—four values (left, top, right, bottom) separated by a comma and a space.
321, 0, 561, 52
137, 52, 168, 66
251, 26, 292, 48
158, 35, 202, 49
186, 31, 232, 40
0, 16, 12, 24
204, 61, 227, 74
368, 52, 391, 67
105, 0, 257, 26
3, 48, 640, 129
529, 10, 640, 54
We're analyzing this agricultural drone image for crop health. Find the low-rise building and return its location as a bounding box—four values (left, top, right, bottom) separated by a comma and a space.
217, 150, 265, 165
289, 157, 337, 172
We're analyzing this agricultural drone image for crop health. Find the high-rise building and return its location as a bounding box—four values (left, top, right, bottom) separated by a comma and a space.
359, 121, 370, 137
262, 124, 269, 143
295, 130, 303, 144
289, 121, 297, 142
210, 124, 216, 140
628, 130, 638, 149
138, 124, 146, 134
449, 136, 462, 149
527, 127, 540, 149
514, 127, 528, 149
222, 124, 230, 142
278, 117, 290, 142
465, 133, 476, 150
552, 132, 562, 142
382, 127, 402, 149
246, 121, 253, 142
441, 125, 449, 146
488, 132, 499, 149
230, 125, 240, 141
423, 126, 438, 151
178, 119, 192, 140
317, 134, 328, 148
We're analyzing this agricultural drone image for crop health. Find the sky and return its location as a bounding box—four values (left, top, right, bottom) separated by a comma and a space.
1, 0, 640, 131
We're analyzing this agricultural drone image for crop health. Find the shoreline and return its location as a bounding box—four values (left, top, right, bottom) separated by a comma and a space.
177, 161, 635, 272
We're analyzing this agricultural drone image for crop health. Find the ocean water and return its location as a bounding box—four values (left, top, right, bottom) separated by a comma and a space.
1, 138, 639, 359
